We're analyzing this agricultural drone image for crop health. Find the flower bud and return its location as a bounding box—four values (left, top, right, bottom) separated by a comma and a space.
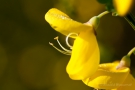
116, 55, 131, 69
88, 16, 100, 30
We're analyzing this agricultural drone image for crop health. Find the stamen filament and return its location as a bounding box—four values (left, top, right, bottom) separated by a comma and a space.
98, 11, 109, 18
66, 33, 78, 49
49, 42, 71, 55
49, 33, 78, 55
54, 36, 71, 52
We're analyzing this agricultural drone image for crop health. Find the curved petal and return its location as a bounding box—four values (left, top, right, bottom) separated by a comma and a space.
45, 8, 92, 36
113, 0, 133, 16
82, 62, 130, 89
113, 74, 135, 90
66, 29, 100, 80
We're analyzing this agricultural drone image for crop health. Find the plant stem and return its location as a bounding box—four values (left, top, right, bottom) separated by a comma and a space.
127, 47, 135, 56
98, 11, 109, 18
124, 13, 135, 31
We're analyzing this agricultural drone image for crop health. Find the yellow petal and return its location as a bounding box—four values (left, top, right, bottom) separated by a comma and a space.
113, 74, 135, 90
66, 29, 100, 80
113, 0, 133, 16
82, 62, 130, 89
45, 8, 92, 36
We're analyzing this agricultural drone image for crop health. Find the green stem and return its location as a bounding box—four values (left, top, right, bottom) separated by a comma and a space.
124, 13, 135, 31
98, 11, 109, 18
127, 47, 135, 56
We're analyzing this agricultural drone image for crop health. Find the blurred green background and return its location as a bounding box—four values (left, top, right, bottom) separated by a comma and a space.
0, 0, 135, 90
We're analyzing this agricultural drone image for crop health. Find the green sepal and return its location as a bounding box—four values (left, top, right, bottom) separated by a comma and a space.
116, 55, 131, 69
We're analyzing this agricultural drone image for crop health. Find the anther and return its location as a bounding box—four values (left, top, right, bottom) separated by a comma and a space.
54, 36, 58, 40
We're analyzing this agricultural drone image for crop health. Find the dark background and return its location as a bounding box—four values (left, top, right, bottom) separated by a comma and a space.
0, 0, 135, 90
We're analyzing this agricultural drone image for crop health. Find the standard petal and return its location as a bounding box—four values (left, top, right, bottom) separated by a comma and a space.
45, 8, 92, 36
82, 62, 130, 89
66, 29, 100, 80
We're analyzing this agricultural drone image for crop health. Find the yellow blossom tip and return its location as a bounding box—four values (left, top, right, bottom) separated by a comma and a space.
45, 8, 92, 36
113, 0, 134, 16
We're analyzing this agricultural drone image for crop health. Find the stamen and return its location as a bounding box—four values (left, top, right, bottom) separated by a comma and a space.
49, 42, 71, 55
54, 36, 71, 52
66, 33, 78, 49
49, 33, 78, 55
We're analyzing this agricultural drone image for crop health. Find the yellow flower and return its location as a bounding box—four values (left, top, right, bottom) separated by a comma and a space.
113, 0, 134, 16
82, 62, 130, 89
45, 8, 100, 80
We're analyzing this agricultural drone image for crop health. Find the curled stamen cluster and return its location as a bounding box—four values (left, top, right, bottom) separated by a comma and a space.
49, 33, 78, 55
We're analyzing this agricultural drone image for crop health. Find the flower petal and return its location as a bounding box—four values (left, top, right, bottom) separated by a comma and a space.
113, 74, 135, 90
113, 0, 133, 16
66, 29, 100, 80
45, 8, 92, 36
82, 62, 130, 89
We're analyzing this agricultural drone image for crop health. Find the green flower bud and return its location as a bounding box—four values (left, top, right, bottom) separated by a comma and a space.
116, 55, 131, 69
89, 16, 100, 30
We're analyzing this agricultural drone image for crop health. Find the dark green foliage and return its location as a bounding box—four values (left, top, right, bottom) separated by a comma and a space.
97, 0, 115, 12
97, 0, 112, 4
